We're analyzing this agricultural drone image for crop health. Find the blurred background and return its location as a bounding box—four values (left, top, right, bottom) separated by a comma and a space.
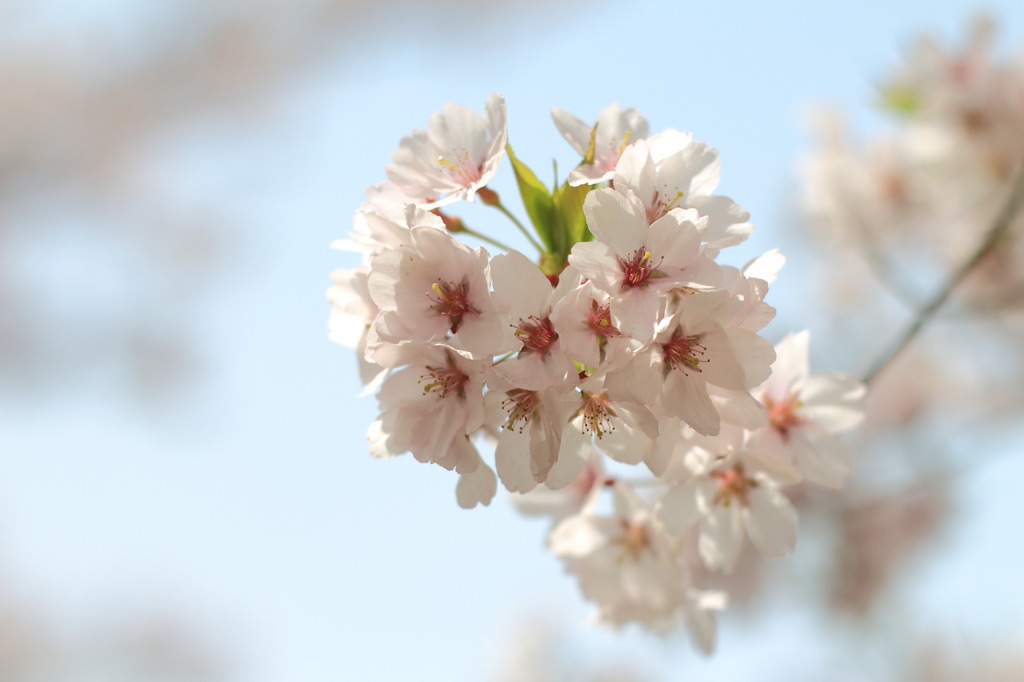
2, 0, 1023, 680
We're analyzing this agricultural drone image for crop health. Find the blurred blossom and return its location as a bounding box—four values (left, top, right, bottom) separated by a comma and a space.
828, 486, 951, 618
0, 597, 226, 682
784, 15, 1024, 636
491, 615, 661, 682
0, 0, 586, 404
802, 16, 1024, 314
904, 635, 1024, 682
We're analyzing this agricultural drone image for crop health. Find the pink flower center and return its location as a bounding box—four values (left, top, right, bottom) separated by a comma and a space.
646, 188, 684, 223
514, 315, 558, 353
618, 248, 663, 289
428, 279, 476, 333
502, 389, 538, 432
662, 328, 707, 373
616, 519, 652, 558
586, 299, 621, 338
437, 149, 482, 187
420, 355, 469, 400
712, 464, 756, 508
764, 394, 804, 438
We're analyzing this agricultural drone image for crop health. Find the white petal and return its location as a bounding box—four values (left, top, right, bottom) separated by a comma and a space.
582, 188, 647, 256
549, 514, 615, 558
545, 426, 591, 490
790, 427, 855, 489
699, 504, 744, 573
684, 606, 717, 655
456, 456, 497, 508
798, 373, 867, 431
663, 373, 721, 437
763, 331, 810, 398
495, 428, 539, 493
743, 486, 797, 557
655, 479, 704, 536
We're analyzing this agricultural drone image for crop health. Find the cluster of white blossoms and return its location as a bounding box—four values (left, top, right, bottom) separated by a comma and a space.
329, 95, 866, 653
802, 18, 1024, 308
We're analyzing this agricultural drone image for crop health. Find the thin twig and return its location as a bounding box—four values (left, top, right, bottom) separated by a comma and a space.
862, 165, 1024, 385
493, 200, 544, 253
457, 226, 513, 253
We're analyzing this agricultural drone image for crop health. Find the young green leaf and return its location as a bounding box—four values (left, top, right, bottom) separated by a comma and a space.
553, 181, 593, 253
506, 144, 555, 251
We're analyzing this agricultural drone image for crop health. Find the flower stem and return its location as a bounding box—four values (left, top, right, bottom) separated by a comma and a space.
495, 200, 545, 253
477, 186, 546, 253
862, 165, 1024, 385
458, 226, 514, 253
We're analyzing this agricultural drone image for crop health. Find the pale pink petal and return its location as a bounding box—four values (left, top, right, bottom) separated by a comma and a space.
656, 479, 705, 536
789, 426, 855, 489
699, 504, 743, 572
495, 427, 539, 493
743, 486, 797, 557
456, 454, 497, 509
663, 372, 721, 437
582, 188, 647, 256
798, 373, 867, 431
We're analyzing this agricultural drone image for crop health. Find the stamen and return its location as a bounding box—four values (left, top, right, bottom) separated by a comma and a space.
618, 247, 664, 289
437, 156, 460, 171
662, 328, 707, 374
420, 353, 469, 400
618, 130, 634, 153
711, 464, 757, 508
648, 188, 685, 223
514, 315, 558, 353
615, 519, 651, 560
578, 391, 616, 439
436, 149, 482, 186
586, 300, 621, 338
764, 394, 804, 439
426, 279, 476, 333
501, 389, 538, 433
662, 189, 684, 212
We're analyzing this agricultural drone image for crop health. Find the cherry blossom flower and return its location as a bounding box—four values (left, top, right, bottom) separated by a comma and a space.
367, 211, 505, 358
484, 371, 580, 493
551, 103, 648, 186
326, 266, 382, 387
746, 331, 866, 488
568, 188, 721, 341
656, 453, 798, 573
609, 290, 776, 436
369, 344, 495, 508
546, 370, 660, 489
549, 483, 718, 644
490, 250, 579, 391
386, 94, 507, 208
613, 135, 754, 251
548, 275, 637, 371
510, 452, 605, 521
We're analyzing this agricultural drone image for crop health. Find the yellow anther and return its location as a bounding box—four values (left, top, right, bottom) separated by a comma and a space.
583, 123, 599, 165
437, 155, 460, 171
618, 130, 634, 153
664, 190, 684, 212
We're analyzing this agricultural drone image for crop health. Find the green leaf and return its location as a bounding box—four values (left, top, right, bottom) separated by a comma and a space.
506, 144, 555, 251
552, 181, 592, 254
880, 86, 920, 116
